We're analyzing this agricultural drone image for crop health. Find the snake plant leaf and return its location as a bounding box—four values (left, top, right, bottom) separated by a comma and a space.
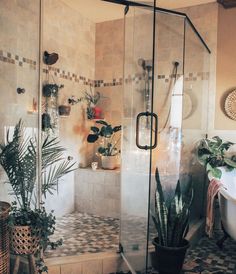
153, 168, 193, 247
224, 157, 236, 168
154, 168, 168, 246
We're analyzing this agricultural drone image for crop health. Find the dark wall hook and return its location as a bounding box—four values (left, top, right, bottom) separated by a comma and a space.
17, 88, 25, 94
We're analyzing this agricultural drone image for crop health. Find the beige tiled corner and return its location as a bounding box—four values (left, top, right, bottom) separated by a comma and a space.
82, 259, 103, 274
48, 265, 61, 274
61, 263, 82, 274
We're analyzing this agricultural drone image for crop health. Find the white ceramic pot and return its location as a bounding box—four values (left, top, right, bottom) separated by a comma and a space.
101, 156, 117, 170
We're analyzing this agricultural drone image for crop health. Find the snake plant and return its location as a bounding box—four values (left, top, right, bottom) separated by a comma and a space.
152, 168, 193, 247
196, 136, 236, 179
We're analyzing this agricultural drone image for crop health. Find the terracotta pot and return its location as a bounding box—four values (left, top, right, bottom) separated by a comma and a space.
93, 106, 102, 119
11, 226, 41, 255
58, 105, 71, 116
101, 156, 117, 170
151, 237, 189, 274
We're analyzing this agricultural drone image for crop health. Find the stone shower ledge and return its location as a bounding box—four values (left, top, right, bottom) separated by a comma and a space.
78, 167, 120, 173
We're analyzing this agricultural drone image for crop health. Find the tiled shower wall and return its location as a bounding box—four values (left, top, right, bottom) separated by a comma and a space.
95, 19, 124, 126
42, 0, 96, 216
0, 0, 40, 203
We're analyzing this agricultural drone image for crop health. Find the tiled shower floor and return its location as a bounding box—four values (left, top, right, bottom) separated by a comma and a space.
45, 212, 119, 258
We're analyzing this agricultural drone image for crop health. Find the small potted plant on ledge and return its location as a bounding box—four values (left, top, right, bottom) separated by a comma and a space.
151, 168, 193, 274
87, 120, 121, 169
84, 88, 102, 120
196, 136, 236, 179
67, 88, 103, 120
0, 120, 75, 273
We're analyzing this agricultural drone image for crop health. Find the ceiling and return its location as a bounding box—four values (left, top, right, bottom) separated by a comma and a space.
61, 0, 216, 23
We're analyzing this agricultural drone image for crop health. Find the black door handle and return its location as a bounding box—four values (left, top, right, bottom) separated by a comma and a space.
136, 112, 158, 150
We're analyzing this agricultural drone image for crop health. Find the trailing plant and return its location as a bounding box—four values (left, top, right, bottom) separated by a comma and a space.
43, 84, 64, 97
196, 136, 236, 179
0, 119, 75, 272
152, 168, 193, 247
87, 120, 121, 156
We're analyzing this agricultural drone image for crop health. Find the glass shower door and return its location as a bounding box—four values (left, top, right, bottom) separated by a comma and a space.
120, 3, 155, 273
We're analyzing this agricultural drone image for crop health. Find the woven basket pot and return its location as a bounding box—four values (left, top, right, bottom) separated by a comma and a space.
10, 226, 41, 255
0, 201, 11, 274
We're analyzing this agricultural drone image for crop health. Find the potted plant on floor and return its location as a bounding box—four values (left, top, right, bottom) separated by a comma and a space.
151, 168, 193, 274
196, 136, 236, 179
0, 120, 75, 273
87, 120, 121, 169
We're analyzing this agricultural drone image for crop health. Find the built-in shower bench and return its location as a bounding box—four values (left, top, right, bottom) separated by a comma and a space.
75, 168, 120, 218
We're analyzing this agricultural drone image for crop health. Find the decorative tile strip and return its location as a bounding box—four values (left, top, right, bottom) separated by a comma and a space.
43, 66, 95, 87
0, 49, 36, 70
43, 66, 123, 87
0, 50, 209, 87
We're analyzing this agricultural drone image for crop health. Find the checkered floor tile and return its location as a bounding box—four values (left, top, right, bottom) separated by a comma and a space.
45, 212, 119, 258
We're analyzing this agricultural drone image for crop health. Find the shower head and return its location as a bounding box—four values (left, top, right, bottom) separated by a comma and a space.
43, 51, 59, 65
138, 58, 152, 71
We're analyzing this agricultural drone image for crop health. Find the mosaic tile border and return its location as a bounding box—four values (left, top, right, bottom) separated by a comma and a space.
0, 49, 36, 70
0, 49, 209, 87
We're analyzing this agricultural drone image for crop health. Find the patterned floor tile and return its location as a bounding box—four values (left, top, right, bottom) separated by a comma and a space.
45, 212, 119, 258
109, 230, 236, 273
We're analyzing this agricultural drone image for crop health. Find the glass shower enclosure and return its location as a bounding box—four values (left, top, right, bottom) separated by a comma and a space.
118, 0, 211, 273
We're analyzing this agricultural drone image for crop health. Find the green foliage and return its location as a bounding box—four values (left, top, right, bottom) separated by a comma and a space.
87, 120, 121, 156
196, 136, 236, 179
152, 168, 193, 247
84, 90, 101, 106
0, 119, 75, 272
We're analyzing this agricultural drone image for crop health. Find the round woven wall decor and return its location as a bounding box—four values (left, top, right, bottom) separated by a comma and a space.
225, 89, 236, 120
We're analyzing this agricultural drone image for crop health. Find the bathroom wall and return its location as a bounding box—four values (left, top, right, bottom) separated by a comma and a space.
42, 0, 96, 216
0, 0, 40, 203
95, 19, 124, 126
215, 6, 236, 133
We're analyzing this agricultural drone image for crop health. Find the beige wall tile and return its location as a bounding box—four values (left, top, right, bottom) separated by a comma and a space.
61, 263, 82, 274
82, 259, 103, 274
48, 265, 61, 274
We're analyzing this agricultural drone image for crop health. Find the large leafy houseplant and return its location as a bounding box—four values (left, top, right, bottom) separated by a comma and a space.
151, 168, 193, 274
87, 120, 121, 156
87, 120, 121, 169
196, 136, 236, 179
0, 120, 75, 272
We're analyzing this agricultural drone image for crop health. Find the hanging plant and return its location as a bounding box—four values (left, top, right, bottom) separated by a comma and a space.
43, 84, 64, 97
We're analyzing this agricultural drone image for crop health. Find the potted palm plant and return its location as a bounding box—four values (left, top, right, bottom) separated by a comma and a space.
151, 168, 193, 274
0, 120, 75, 272
196, 136, 236, 179
87, 120, 121, 169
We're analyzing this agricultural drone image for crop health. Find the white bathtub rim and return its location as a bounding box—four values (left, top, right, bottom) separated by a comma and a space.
208, 166, 236, 202
218, 188, 236, 203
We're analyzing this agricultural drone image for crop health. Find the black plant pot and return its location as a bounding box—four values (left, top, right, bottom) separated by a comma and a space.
58, 105, 71, 116
151, 237, 189, 274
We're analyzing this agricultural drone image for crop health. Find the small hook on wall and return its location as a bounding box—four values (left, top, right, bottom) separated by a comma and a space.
17, 87, 25, 94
